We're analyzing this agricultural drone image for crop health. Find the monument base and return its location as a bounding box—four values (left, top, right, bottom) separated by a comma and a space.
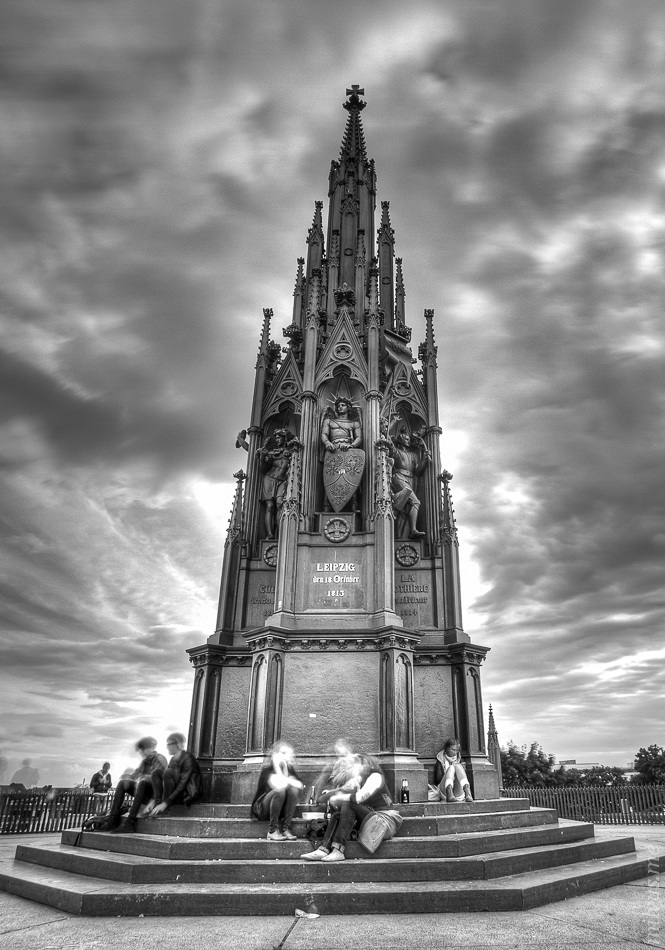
462, 754, 501, 800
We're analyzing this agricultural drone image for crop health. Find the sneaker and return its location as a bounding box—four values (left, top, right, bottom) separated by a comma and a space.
267, 830, 286, 841
302, 847, 330, 861
281, 828, 297, 841
321, 847, 345, 862
110, 817, 136, 835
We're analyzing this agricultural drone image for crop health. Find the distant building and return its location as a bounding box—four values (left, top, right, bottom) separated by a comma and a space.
557, 759, 602, 771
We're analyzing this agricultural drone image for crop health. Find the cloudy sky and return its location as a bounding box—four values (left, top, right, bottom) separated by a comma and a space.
1, 0, 663, 787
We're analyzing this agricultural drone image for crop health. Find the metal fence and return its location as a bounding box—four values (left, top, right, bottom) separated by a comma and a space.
502, 784, 665, 824
0, 789, 113, 834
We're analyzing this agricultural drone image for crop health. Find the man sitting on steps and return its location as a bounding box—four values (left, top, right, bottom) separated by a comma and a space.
99, 737, 167, 834
148, 733, 202, 816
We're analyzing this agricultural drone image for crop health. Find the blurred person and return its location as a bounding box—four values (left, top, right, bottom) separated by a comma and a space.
149, 733, 202, 816
99, 737, 167, 834
434, 738, 473, 803
302, 740, 362, 861
302, 753, 393, 862
250, 741, 304, 841
90, 762, 112, 794
10, 759, 40, 788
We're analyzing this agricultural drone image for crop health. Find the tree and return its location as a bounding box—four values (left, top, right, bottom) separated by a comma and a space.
632, 745, 665, 784
558, 766, 627, 787
500, 741, 560, 788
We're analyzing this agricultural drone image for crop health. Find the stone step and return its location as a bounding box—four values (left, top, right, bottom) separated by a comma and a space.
16, 835, 635, 885
174, 797, 530, 819
0, 850, 660, 916
61, 819, 594, 861
130, 807, 558, 839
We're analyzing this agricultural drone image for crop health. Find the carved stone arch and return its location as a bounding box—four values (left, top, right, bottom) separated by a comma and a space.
380, 652, 392, 750
189, 668, 205, 756
395, 652, 414, 750
200, 667, 221, 758
452, 666, 469, 753
314, 311, 368, 391
391, 400, 427, 441
262, 350, 304, 425
248, 654, 268, 754
260, 402, 301, 442
266, 653, 284, 748
467, 667, 483, 753
383, 362, 428, 422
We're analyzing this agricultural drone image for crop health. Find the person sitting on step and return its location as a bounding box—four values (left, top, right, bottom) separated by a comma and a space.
250, 741, 304, 841
99, 737, 168, 834
434, 738, 473, 803
148, 733, 202, 816
303, 753, 393, 863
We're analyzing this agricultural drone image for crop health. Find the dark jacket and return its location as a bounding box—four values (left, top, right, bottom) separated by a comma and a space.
349, 770, 392, 811
162, 751, 202, 806
90, 770, 112, 793
131, 751, 168, 782
250, 760, 303, 819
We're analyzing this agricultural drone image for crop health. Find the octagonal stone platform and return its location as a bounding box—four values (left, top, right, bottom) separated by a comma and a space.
0, 798, 655, 916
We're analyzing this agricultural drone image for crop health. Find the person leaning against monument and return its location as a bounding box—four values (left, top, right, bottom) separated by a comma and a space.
98, 737, 168, 834
433, 738, 473, 803
148, 733, 202, 816
250, 741, 304, 841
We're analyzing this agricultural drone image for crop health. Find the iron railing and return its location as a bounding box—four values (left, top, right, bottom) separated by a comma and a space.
502, 784, 665, 824
0, 788, 113, 834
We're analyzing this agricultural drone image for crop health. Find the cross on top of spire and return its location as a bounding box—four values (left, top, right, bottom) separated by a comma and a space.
344, 85, 366, 112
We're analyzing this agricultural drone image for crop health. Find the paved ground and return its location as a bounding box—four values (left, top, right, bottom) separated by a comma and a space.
0, 822, 663, 950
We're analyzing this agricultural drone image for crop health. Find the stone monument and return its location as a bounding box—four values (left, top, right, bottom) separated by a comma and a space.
187, 86, 500, 803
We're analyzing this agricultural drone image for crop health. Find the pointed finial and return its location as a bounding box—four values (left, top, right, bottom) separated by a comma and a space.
344, 85, 366, 112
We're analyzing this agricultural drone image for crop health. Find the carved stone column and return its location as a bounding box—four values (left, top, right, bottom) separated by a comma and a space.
378, 633, 427, 802
449, 643, 499, 799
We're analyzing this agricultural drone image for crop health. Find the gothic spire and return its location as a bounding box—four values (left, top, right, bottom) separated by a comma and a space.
487, 705, 504, 788
225, 470, 246, 549
340, 85, 368, 162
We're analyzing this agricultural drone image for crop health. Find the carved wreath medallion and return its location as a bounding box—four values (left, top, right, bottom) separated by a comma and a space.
263, 544, 278, 567
395, 543, 420, 567
323, 517, 351, 543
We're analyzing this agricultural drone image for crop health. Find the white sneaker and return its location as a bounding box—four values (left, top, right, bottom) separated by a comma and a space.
267, 830, 286, 841
281, 828, 297, 841
301, 847, 330, 861
321, 847, 345, 862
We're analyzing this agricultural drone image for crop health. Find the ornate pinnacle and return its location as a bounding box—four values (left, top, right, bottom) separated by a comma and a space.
395, 258, 404, 296
343, 85, 366, 112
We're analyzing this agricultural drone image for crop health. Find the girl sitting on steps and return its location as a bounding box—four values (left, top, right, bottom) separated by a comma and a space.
434, 738, 473, 803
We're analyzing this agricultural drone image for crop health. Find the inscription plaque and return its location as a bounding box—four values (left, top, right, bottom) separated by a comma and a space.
304, 547, 367, 610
